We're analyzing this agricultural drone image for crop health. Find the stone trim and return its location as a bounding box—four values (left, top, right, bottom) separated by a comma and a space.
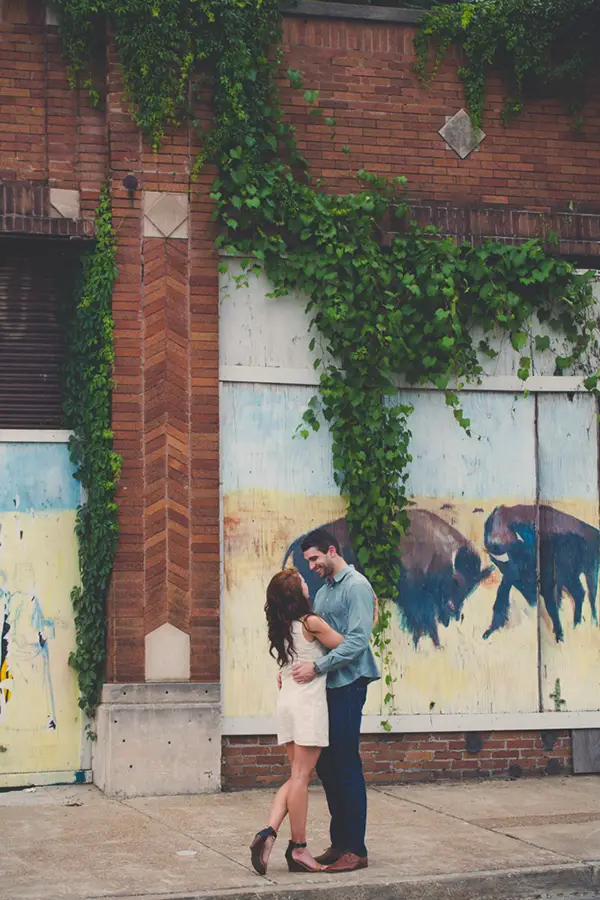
99, 682, 219, 705
143, 190, 189, 240
281, 1, 423, 24
145, 623, 191, 682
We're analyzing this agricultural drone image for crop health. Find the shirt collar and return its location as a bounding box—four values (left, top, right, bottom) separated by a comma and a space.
329, 564, 354, 585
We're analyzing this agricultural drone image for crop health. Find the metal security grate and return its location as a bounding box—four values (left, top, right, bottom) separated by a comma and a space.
0, 239, 78, 429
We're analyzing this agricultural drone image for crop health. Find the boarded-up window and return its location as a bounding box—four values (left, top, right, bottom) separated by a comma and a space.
0, 239, 78, 429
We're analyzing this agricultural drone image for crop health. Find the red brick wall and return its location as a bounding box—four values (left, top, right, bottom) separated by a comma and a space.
221, 731, 573, 790
280, 16, 600, 209
0, 1, 105, 202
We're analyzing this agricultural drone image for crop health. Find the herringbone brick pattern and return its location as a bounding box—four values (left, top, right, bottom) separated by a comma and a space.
142, 238, 192, 638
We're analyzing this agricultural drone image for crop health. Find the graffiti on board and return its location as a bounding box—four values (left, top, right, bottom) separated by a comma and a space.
0, 442, 82, 780
0, 565, 57, 729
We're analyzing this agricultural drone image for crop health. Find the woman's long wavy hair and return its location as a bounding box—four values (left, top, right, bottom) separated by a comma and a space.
265, 567, 312, 667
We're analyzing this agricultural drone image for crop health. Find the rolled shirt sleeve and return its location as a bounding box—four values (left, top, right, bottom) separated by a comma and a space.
314, 581, 374, 675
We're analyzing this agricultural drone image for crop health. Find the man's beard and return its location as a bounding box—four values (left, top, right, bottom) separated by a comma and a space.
320, 560, 335, 579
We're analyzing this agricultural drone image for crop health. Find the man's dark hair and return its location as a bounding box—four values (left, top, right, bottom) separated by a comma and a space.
300, 528, 340, 555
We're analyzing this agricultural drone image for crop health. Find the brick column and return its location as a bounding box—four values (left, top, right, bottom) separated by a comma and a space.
189, 165, 220, 683
105, 44, 145, 684
93, 54, 221, 798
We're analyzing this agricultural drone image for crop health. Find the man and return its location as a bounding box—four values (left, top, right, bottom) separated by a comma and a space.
292, 528, 380, 873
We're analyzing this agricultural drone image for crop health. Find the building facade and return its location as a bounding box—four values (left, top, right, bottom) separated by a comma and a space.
0, 0, 599, 793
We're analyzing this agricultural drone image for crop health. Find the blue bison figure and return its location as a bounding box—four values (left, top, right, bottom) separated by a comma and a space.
483, 504, 600, 643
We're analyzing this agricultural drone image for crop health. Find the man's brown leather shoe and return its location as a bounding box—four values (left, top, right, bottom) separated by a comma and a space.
314, 847, 343, 866
324, 851, 368, 873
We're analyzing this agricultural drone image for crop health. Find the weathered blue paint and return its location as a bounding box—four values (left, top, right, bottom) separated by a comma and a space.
403, 391, 536, 501
222, 384, 336, 497
0, 444, 80, 513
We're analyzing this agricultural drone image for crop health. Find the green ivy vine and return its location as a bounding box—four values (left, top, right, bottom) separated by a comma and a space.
63, 188, 121, 720
55, 1, 599, 723
415, 0, 600, 129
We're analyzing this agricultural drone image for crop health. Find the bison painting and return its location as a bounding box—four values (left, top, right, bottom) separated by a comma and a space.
283, 510, 491, 647
483, 504, 600, 642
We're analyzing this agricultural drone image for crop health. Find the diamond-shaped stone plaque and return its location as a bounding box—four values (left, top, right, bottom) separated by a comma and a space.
439, 109, 486, 159
143, 191, 189, 239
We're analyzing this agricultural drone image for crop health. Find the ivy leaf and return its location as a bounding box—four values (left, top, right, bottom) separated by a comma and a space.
287, 68, 303, 89
534, 334, 550, 352
511, 331, 528, 351
303, 89, 319, 105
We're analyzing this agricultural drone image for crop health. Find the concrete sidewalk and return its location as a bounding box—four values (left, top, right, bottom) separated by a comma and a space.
0, 776, 599, 900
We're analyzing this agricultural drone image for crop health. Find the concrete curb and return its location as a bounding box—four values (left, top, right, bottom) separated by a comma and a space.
107, 862, 600, 900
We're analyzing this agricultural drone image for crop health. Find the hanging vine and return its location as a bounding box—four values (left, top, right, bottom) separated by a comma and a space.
55, 0, 599, 722
62, 188, 121, 720
414, 0, 600, 129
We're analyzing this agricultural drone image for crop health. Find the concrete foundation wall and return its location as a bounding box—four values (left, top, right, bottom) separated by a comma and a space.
93, 683, 220, 798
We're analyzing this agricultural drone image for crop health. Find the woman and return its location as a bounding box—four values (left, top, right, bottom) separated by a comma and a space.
250, 567, 344, 876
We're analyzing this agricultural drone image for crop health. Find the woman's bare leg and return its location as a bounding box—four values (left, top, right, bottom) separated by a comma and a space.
267, 743, 294, 831
251, 745, 295, 875
287, 745, 321, 867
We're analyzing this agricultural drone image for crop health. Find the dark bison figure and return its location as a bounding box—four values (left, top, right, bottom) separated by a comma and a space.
283, 510, 491, 648
483, 504, 600, 643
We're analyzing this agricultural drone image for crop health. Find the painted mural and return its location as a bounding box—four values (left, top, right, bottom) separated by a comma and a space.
285, 511, 493, 649
286, 503, 600, 648
222, 384, 600, 720
0, 442, 83, 782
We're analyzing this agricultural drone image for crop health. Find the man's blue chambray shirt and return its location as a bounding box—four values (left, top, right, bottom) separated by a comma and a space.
312, 565, 380, 689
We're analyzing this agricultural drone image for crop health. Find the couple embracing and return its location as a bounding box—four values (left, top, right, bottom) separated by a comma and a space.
250, 527, 380, 875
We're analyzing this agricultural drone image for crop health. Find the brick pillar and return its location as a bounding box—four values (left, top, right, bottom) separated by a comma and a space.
93, 53, 220, 798
189, 166, 220, 683
105, 43, 145, 684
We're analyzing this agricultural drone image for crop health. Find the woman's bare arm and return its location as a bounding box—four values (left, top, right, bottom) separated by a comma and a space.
302, 614, 343, 649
